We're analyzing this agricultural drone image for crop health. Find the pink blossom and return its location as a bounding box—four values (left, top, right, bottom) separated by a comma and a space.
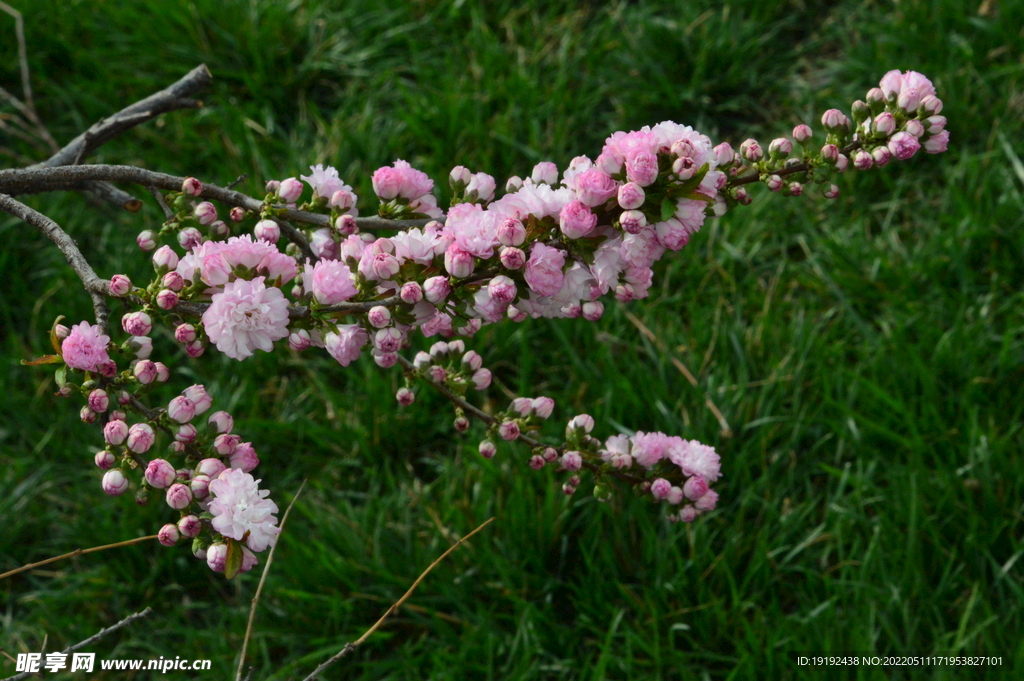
61, 322, 110, 372
500, 246, 526, 270
630, 431, 673, 468
650, 478, 672, 500
229, 442, 259, 472
559, 200, 598, 239
202, 277, 290, 360
573, 168, 618, 207
617, 182, 645, 210
392, 226, 445, 264
888, 131, 921, 160
625, 151, 659, 186
372, 159, 434, 201
683, 475, 709, 500
668, 439, 722, 482
498, 420, 521, 441
208, 468, 281, 552
466, 172, 496, 202
310, 259, 357, 305
923, 130, 949, 154
145, 459, 177, 489
127, 423, 155, 454
300, 164, 348, 199
561, 451, 582, 471
694, 489, 718, 512
497, 218, 526, 247
531, 161, 559, 185
325, 324, 368, 366
524, 242, 566, 296
446, 203, 499, 258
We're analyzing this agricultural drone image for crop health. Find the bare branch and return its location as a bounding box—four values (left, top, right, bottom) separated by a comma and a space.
235, 481, 306, 681
0, 1, 59, 152
0, 193, 111, 331
299, 517, 495, 681
30, 65, 213, 170
0, 608, 153, 681
0, 535, 158, 582
146, 185, 175, 219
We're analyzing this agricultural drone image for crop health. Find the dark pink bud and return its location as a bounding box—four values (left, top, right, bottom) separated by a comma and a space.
109, 274, 132, 297
145, 459, 177, 489
177, 515, 202, 538
396, 387, 415, 406
137, 230, 157, 251
792, 124, 812, 143
88, 389, 109, 413
193, 201, 217, 226
182, 177, 203, 196
156, 289, 179, 310
165, 483, 193, 510
175, 323, 197, 344
479, 440, 497, 458
94, 450, 116, 469
400, 281, 423, 304
229, 206, 246, 222
499, 246, 526, 270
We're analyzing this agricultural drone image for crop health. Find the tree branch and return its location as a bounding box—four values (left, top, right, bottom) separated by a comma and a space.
0, 608, 153, 681
0, 193, 111, 331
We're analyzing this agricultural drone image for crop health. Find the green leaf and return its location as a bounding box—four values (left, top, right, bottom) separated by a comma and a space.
55, 365, 67, 389
224, 539, 243, 579
21, 354, 64, 366
49, 315, 66, 356
660, 198, 676, 222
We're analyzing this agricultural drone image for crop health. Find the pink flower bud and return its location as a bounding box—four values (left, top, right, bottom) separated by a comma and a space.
873, 112, 896, 136
531, 396, 554, 418
823, 184, 840, 199
288, 329, 311, 352
479, 440, 497, 458
109, 410, 126, 421
713, 142, 735, 166
866, 87, 885, 108
853, 149, 874, 171
167, 395, 196, 424
820, 109, 850, 132
769, 137, 792, 157
95, 450, 116, 469
792, 124, 812, 143
145, 459, 176, 489
330, 189, 356, 211
619, 209, 646, 234
373, 351, 398, 368
651, 478, 672, 500
785, 182, 803, 197
104, 419, 130, 446
209, 220, 229, 239
372, 252, 401, 280
561, 451, 582, 471
102, 469, 130, 496
904, 119, 926, 138
193, 201, 217, 226
449, 165, 472, 189
80, 406, 97, 423
683, 475, 709, 500
871, 146, 892, 167
562, 303, 581, 318
126, 422, 155, 453
498, 420, 520, 441
195, 460, 225, 481
88, 389, 109, 413
229, 442, 259, 472
181, 177, 203, 196
539, 447, 557, 463
190, 474, 211, 501
617, 182, 645, 210
562, 482, 577, 496
156, 289, 179, 310
207, 411, 233, 434
229, 206, 246, 222
472, 368, 492, 390
897, 88, 920, 113
265, 179, 281, 194
920, 95, 943, 115
150, 246, 179, 274
510, 397, 533, 416
173, 423, 196, 443
694, 489, 718, 512
332, 214, 357, 236
462, 350, 483, 371
165, 483, 193, 510
161, 271, 184, 292
529, 454, 546, 470
499, 246, 526, 270
567, 414, 595, 434
397, 281, 422, 304
134, 359, 158, 385
177, 515, 202, 538
581, 301, 604, 322
923, 130, 949, 154
122, 311, 153, 337
278, 177, 304, 203
820, 144, 839, 163
765, 175, 783, 192
423, 276, 451, 303
497, 217, 527, 246
740, 139, 763, 162
445, 245, 475, 278
158, 523, 181, 547
454, 415, 470, 432
109, 274, 132, 297
531, 161, 559, 185
175, 323, 197, 344
888, 131, 921, 161
625, 151, 658, 187
137, 230, 157, 251
507, 305, 527, 322
487, 275, 517, 305
466, 172, 496, 202
505, 175, 524, 193
374, 327, 403, 353
368, 306, 392, 328
206, 543, 227, 572
177, 227, 203, 250
183, 385, 212, 414
213, 433, 240, 456
254, 219, 281, 243
395, 387, 415, 406
427, 365, 447, 384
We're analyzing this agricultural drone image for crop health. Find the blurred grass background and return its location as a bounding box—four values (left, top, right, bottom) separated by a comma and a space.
1, 0, 1023, 679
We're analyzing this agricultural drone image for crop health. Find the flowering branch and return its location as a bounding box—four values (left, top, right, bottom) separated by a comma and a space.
0, 607, 153, 681
298, 517, 495, 681
0, 193, 111, 331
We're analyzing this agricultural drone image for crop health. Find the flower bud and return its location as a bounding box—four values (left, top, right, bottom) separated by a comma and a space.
175, 323, 197, 344
487, 275, 517, 305
823, 184, 840, 199
510, 397, 533, 416
820, 144, 839, 164
193, 201, 217, 226
671, 156, 697, 180
462, 350, 483, 372
165, 483, 193, 510
866, 87, 885, 111
88, 389, 109, 413
368, 306, 392, 328
529, 454, 546, 469
427, 365, 447, 384
156, 289, 179, 310
466, 172, 496, 202
162, 271, 184, 292
206, 543, 227, 572
145, 459, 177, 489
497, 217, 527, 246
126, 422, 155, 453
122, 311, 152, 337
683, 475, 709, 500
581, 301, 604, 322
166, 395, 195, 423
398, 281, 423, 304
507, 305, 527, 323
561, 451, 582, 471
229, 206, 246, 222
181, 177, 202, 196
505, 175, 523, 193
102, 469, 130, 496
109, 274, 132, 297
472, 368, 492, 390
423, 276, 451, 304
871, 145, 892, 167
449, 165, 472, 190
183, 385, 212, 414
531, 396, 554, 419
172, 423, 196, 443
651, 478, 672, 500
190, 474, 211, 501
158, 523, 181, 547
835, 154, 849, 172
618, 209, 646, 234
919, 95, 943, 115
768, 137, 792, 158
741, 139, 763, 162
213, 433, 240, 456
334, 214, 358, 236
792, 124, 813, 143
904, 119, 925, 138
567, 413, 595, 435
617, 182, 645, 210
872, 112, 896, 137
395, 387, 415, 406
95, 450, 116, 469
196, 460, 226, 480
562, 482, 577, 496
80, 406, 97, 424
278, 177, 304, 203
134, 359, 158, 385
498, 420, 520, 441
288, 329, 311, 352
820, 109, 850, 132
413, 351, 431, 369
499, 246, 526, 270
254, 219, 281, 243
531, 161, 558, 186
209, 220, 229, 239
853, 149, 874, 171
229, 442, 259, 472
330, 189, 356, 212
453, 415, 470, 432
765, 175, 783, 192
897, 88, 921, 113
177, 227, 203, 250
713, 142, 735, 166
178, 515, 202, 538
186, 340, 203, 358
851, 100, 870, 124
137, 230, 157, 251
479, 440, 497, 459
445, 246, 475, 279
207, 411, 233, 434
784, 182, 803, 197
374, 327, 403, 353
149, 246, 179, 275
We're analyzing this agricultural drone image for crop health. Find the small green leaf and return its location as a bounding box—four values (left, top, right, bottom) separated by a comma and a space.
49, 315, 66, 355
21, 354, 64, 366
55, 365, 67, 388
660, 198, 676, 222
224, 539, 243, 579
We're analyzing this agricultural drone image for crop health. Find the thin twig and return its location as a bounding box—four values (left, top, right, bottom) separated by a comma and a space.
0, 193, 111, 331
226, 174, 249, 191
0, 1, 59, 152
0, 535, 158, 581
146, 185, 175, 219
235, 480, 306, 681
299, 517, 496, 681
0, 608, 153, 681
725, 141, 864, 188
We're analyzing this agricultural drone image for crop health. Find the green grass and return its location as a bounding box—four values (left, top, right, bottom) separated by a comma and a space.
2, 0, 1023, 679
